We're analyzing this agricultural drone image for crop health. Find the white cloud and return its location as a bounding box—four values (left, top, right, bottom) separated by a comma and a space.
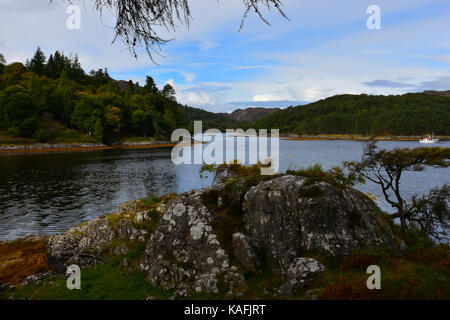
181, 92, 216, 106
253, 94, 286, 102
180, 71, 196, 83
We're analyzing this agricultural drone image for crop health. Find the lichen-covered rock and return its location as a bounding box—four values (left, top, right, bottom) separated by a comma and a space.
242, 175, 402, 276
139, 186, 246, 296
278, 258, 325, 297
46, 200, 154, 273
46, 216, 115, 273
231, 232, 260, 272
0, 283, 15, 293
21, 272, 53, 286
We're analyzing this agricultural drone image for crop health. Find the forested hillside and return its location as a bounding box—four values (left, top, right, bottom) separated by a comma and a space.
0, 48, 237, 144
181, 106, 242, 132
255, 93, 450, 136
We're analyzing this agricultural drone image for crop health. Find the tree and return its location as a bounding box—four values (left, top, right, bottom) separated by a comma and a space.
2, 62, 26, 87
163, 108, 177, 132
105, 105, 122, 133
28, 74, 45, 113
143, 76, 158, 94
0, 86, 36, 137
161, 83, 176, 102
350, 142, 450, 236
93, 117, 104, 141
71, 94, 102, 136
131, 108, 153, 137
408, 185, 450, 242
28, 47, 47, 76
0, 54, 5, 75
56, 0, 288, 61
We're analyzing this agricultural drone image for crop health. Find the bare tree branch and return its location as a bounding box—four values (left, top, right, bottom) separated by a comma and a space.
60, 0, 288, 62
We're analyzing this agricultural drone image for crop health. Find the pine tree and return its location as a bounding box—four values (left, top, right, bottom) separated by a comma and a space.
143, 76, 158, 94
46, 54, 56, 78
28, 47, 47, 75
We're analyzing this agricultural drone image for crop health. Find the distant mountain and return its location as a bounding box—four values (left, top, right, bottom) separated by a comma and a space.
424, 90, 450, 97
254, 92, 450, 136
181, 106, 243, 131
229, 107, 280, 123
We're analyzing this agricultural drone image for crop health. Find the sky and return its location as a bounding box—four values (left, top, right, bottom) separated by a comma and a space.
1, 0, 450, 113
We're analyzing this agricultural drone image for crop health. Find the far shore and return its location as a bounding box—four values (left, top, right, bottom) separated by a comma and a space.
1, 134, 448, 154
280, 134, 450, 142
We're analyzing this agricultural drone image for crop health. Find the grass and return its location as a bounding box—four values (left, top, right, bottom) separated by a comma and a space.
0, 232, 174, 300
302, 243, 450, 300
53, 126, 98, 144
122, 137, 155, 143
4, 240, 447, 300
0, 124, 99, 146
2, 255, 173, 300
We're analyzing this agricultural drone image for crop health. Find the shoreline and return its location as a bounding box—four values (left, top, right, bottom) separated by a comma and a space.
1, 135, 448, 154
280, 134, 450, 142
0, 141, 177, 154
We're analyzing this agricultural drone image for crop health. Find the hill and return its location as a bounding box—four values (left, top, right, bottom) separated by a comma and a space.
0, 47, 243, 145
255, 93, 450, 136
230, 107, 280, 123
180, 106, 243, 131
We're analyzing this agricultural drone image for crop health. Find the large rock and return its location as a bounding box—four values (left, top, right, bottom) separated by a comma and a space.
46, 201, 151, 273
231, 233, 261, 272
46, 217, 115, 273
139, 186, 246, 297
242, 175, 402, 276
137, 175, 402, 297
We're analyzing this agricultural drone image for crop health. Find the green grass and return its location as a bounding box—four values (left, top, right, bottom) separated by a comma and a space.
53, 126, 99, 144
122, 137, 154, 143
2, 251, 173, 300
302, 244, 450, 300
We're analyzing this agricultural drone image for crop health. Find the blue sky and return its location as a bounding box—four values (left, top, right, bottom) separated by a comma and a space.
1, 0, 450, 112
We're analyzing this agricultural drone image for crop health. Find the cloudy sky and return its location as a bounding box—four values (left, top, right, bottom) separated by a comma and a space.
1, 0, 450, 112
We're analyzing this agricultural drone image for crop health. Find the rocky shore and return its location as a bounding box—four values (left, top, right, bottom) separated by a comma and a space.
1, 173, 410, 300
0, 140, 175, 153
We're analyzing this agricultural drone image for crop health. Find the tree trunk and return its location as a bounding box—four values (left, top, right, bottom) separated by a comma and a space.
399, 212, 407, 232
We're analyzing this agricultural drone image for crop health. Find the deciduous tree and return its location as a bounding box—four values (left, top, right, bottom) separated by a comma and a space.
350, 142, 450, 237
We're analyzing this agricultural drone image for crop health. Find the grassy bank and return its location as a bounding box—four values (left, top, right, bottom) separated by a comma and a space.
1, 235, 448, 300
1, 171, 449, 300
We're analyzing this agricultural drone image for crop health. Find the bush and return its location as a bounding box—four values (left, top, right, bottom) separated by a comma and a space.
6, 127, 21, 137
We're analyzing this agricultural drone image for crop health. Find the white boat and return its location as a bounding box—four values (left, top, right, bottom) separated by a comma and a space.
419, 134, 439, 144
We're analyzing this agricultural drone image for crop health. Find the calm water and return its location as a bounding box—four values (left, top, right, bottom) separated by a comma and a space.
0, 139, 448, 240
